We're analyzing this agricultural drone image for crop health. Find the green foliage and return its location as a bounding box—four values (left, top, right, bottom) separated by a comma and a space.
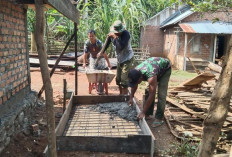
77, 0, 172, 46
27, 8, 36, 32
27, 0, 173, 46
164, 138, 200, 157
188, 0, 232, 12
140, 0, 173, 17
46, 9, 74, 40
172, 0, 232, 12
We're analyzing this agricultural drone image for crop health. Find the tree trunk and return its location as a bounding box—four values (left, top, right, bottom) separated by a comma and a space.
31, 32, 37, 53
198, 36, 232, 157
35, 0, 57, 156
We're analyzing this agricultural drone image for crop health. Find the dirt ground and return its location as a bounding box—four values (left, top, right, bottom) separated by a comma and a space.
1, 67, 176, 157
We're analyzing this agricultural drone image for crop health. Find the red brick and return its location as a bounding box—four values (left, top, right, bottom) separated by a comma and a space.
0, 81, 6, 88
0, 91, 3, 97
7, 93, 11, 99
0, 44, 4, 49
1, 67, 5, 73
3, 96, 7, 102
16, 87, 19, 92
12, 89, 15, 96
1, 58, 5, 64
6, 79, 10, 84
4, 57, 10, 63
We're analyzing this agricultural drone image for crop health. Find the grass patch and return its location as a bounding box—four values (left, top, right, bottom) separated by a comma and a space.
137, 70, 198, 91
169, 70, 197, 87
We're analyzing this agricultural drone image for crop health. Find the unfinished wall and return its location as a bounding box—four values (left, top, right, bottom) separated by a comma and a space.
0, 0, 38, 154
140, 26, 164, 57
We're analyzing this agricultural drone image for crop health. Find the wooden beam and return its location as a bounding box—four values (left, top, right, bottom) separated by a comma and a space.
16, 0, 34, 4
18, 0, 80, 23
213, 35, 217, 63
73, 95, 130, 104
47, 0, 79, 24
56, 135, 152, 154
183, 33, 188, 71
56, 93, 73, 136
208, 62, 222, 73
132, 97, 155, 157
166, 96, 205, 119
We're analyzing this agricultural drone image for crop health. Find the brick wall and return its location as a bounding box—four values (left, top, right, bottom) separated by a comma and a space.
163, 28, 178, 64
176, 33, 213, 60
140, 25, 164, 57
0, 0, 30, 106
163, 27, 214, 68
183, 12, 229, 23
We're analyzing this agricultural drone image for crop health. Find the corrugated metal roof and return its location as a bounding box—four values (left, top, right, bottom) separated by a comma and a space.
160, 7, 194, 28
179, 21, 232, 34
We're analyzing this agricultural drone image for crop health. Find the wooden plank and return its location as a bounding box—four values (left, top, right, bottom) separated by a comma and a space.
208, 62, 222, 73
30, 58, 75, 67
167, 97, 205, 119
56, 93, 74, 136
73, 95, 130, 104
183, 72, 215, 86
56, 135, 152, 154
132, 97, 155, 157
47, 0, 79, 24
17, 0, 79, 23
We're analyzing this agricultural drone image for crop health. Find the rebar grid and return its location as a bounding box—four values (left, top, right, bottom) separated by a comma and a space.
64, 105, 142, 137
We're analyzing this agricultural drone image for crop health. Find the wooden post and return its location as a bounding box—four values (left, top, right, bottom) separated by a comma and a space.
198, 36, 232, 157
63, 79, 67, 113
74, 22, 78, 95
35, 0, 57, 156
213, 35, 217, 63
175, 31, 179, 56
183, 33, 188, 71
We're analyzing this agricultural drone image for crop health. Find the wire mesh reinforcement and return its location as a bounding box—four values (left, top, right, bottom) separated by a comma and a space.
64, 105, 142, 137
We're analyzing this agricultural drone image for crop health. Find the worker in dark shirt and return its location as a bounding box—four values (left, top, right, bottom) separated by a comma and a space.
83, 30, 111, 70
104, 20, 134, 95
128, 57, 171, 127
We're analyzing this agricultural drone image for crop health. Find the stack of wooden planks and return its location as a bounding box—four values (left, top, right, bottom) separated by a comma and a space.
166, 89, 232, 153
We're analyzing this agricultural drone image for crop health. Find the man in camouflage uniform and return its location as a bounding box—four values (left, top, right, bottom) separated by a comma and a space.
128, 57, 171, 127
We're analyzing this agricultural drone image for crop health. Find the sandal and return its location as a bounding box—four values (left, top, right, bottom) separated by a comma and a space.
151, 120, 164, 128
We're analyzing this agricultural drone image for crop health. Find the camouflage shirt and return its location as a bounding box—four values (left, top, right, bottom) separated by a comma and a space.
84, 39, 103, 58
135, 57, 171, 80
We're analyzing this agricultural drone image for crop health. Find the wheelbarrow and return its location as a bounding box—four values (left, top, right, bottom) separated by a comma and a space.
85, 69, 115, 95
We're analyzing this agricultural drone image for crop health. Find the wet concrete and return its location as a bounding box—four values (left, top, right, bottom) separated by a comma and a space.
89, 102, 138, 123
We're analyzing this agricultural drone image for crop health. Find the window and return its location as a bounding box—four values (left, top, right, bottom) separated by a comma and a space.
190, 35, 201, 54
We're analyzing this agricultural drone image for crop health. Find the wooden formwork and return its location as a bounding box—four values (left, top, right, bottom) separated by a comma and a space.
45, 94, 155, 156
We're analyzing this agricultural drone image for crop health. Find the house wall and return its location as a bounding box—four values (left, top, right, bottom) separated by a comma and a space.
140, 4, 185, 57
0, 0, 38, 154
140, 26, 164, 57
0, 0, 30, 105
163, 27, 178, 64
163, 11, 230, 69
183, 12, 229, 23
163, 27, 215, 68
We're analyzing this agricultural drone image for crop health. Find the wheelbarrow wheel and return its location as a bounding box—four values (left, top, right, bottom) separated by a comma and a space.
98, 83, 103, 95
